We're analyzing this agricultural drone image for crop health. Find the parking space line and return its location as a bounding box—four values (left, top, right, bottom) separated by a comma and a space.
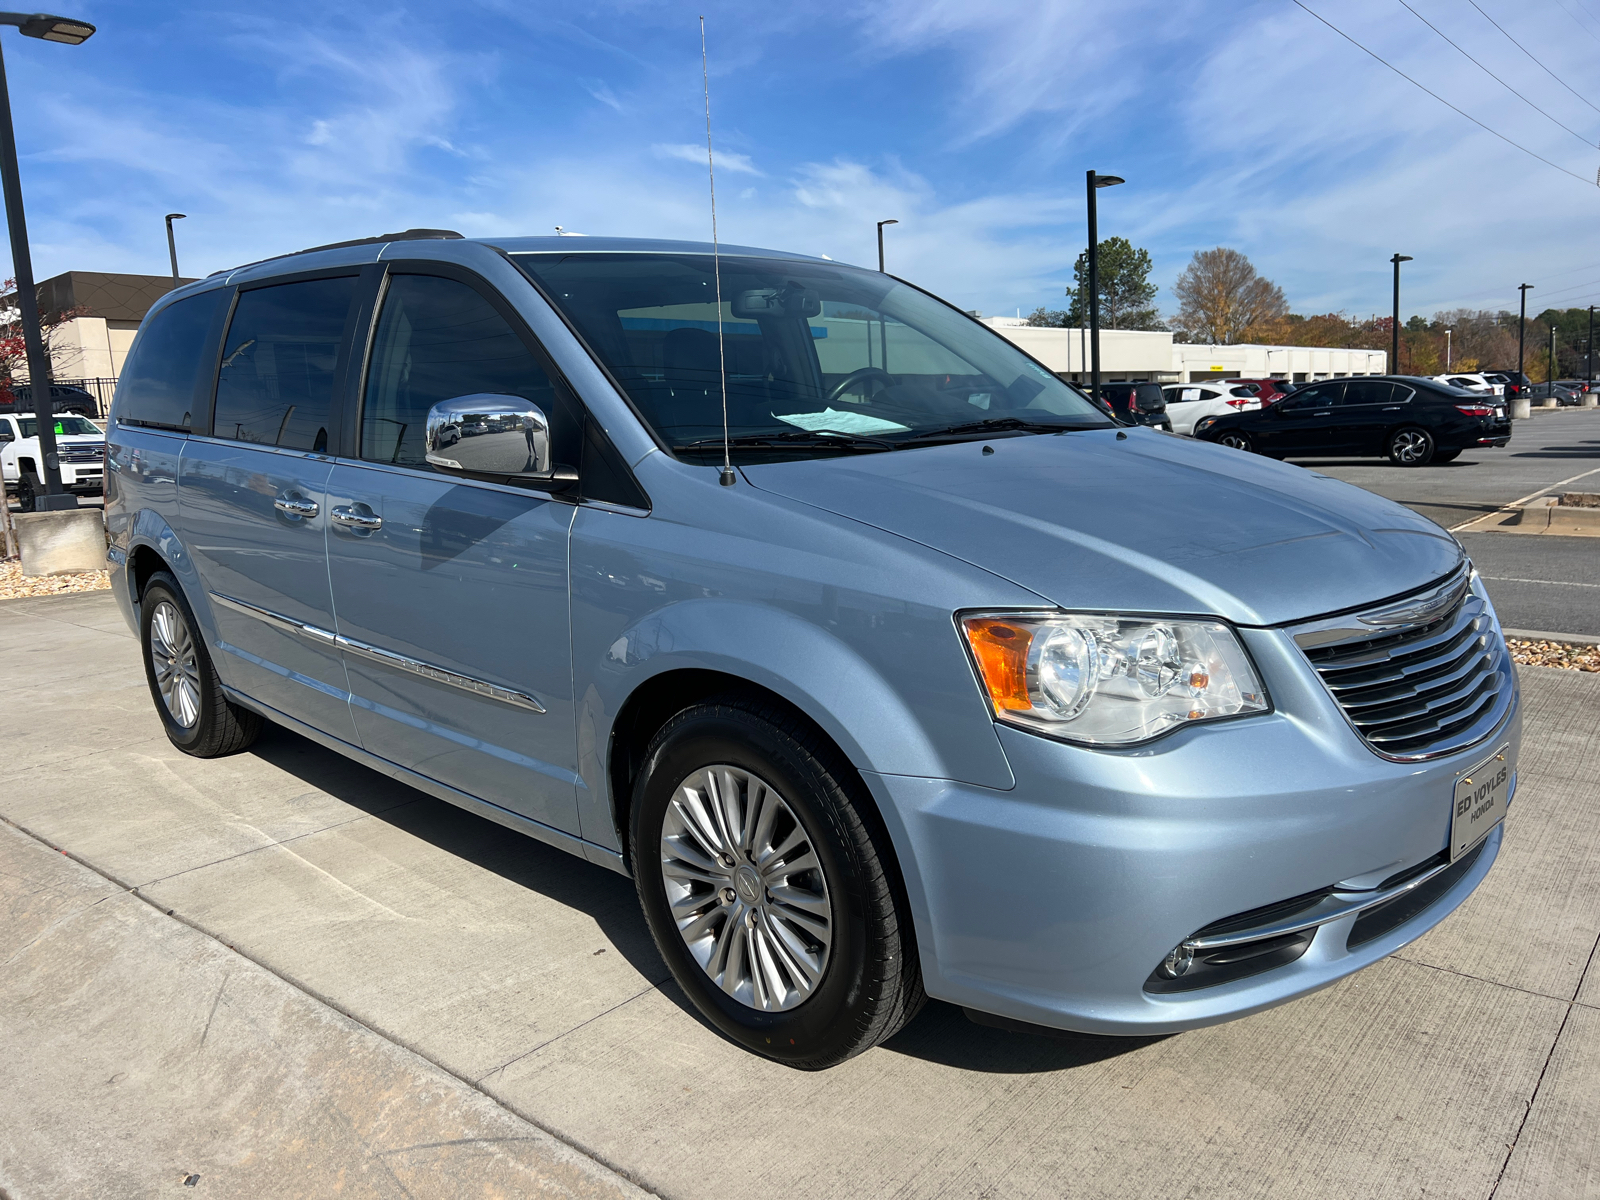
1451, 466, 1600, 532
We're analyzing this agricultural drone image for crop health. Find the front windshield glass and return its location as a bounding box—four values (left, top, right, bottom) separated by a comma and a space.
18, 416, 100, 438
514, 253, 1111, 461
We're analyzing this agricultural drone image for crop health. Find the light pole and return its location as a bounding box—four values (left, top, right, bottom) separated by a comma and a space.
1589, 305, 1595, 388
1390, 254, 1411, 375
1549, 323, 1557, 387
0, 12, 95, 511
1086, 170, 1124, 402
876, 218, 897, 273
1517, 284, 1533, 392
165, 213, 185, 281
1446, 327, 1452, 371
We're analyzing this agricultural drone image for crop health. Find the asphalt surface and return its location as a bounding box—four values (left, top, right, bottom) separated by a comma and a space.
1296, 408, 1600, 638
4, 591, 1599, 1199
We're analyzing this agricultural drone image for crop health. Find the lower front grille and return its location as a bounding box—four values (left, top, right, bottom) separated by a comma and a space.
1347, 838, 1488, 948
1289, 568, 1513, 761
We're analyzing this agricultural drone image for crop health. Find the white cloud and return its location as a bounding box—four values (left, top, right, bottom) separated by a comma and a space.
653, 142, 763, 175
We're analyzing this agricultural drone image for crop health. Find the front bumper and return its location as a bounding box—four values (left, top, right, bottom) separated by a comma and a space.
867, 620, 1520, 1036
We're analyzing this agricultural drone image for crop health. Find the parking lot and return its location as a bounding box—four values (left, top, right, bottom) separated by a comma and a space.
2, 412, 1598, 1199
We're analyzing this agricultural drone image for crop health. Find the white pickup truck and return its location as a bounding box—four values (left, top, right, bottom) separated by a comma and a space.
1, 412, 107, 511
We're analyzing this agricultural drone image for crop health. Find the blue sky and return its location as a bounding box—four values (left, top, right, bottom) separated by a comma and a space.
9, 0, 1600, 322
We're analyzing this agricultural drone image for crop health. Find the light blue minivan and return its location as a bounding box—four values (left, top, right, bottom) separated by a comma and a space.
106, 231, 1518, 1067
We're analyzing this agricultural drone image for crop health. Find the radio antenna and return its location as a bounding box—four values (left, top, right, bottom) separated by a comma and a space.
701, 16, 735, 486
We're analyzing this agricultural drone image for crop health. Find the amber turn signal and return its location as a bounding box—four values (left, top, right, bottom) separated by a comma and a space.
962, 617, 1034, 713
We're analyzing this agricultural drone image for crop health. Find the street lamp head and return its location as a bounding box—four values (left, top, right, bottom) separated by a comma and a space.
5, 13, 96, 43
878, 219, 898, 229
1392, 254, 1413, 264
165, 212, 186, 222
1093, 174, 1125, 188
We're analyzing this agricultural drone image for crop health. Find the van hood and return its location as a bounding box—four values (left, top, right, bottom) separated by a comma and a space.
741, 428, 1463, 627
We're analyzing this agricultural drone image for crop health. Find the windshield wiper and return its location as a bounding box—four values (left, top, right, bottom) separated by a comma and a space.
677, 430, 897, 453
893, 416, 1104, 444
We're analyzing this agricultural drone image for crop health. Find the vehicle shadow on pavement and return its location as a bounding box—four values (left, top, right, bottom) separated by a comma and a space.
243, 722, 1167, 1074
1509, 442, 1600, 458
883, 1000, 1166, 1074
243, 723, 671, 985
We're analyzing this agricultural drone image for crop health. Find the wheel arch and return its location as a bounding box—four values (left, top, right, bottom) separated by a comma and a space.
604, 664, 924, 981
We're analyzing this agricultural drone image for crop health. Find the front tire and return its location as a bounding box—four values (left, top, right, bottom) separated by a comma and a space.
1388, 427, 1435, 466
631, 697, 924, 1068
140, 571, 262, 757
15, 471, 37, 512
1216, 431, 1254, 453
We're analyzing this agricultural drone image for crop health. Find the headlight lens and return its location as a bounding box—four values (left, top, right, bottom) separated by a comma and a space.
961, 613, 1269, 745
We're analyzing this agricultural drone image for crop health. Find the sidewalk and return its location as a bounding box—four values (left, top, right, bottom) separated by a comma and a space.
3, 590, 1599, 1198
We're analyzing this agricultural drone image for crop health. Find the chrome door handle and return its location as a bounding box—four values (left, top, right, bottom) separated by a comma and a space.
331, 505, 382, 530
1311, 410, 1331, 416
1382, 406, 1403, 411
274, 494, 319, 518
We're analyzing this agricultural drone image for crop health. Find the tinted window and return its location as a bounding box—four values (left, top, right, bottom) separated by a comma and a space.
1285, 382, 1342, 408
1340, 380, 1398, 405
212, 278, 354, 452
114, 289, 227, 431
361, 274, 565, 469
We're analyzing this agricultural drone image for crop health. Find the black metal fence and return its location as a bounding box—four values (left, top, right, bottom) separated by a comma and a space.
1, 376, 118, 419
53, 377, 117, 419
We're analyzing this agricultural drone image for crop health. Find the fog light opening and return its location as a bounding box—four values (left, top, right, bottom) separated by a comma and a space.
1159, 943, 1194, 979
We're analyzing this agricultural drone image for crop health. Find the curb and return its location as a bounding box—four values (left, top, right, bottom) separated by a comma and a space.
1503, 628, 1600, 647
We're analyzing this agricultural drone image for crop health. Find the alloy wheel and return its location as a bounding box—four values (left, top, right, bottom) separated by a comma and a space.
1392, 430, 1430, 464
148, 600, 202, 728
659, 764, 833, 1012
1218, 433, 1251, 451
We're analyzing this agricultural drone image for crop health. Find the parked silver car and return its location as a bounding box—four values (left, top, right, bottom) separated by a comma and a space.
104, 233, 1519, 1067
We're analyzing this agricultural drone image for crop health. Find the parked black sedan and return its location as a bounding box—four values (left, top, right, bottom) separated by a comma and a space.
1192, 376, 1511, 466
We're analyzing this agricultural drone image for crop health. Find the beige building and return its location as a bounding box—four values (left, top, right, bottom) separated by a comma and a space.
981, 319, 1387, 384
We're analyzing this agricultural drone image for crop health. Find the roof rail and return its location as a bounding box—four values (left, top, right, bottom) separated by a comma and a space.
207, 228, 466, 278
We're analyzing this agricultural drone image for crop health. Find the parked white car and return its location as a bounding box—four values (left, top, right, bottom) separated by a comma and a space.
1434, 373, 1502, 396
1160, 383, 1262, 436
0, 412, 106, 511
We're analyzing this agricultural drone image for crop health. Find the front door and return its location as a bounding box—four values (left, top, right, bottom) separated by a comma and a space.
1263, 381, 1343, 456
325, 269, 582, 835
179, 274, 361, 742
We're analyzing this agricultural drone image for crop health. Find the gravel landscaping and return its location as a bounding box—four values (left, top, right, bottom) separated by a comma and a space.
0, 558, 112, 601
1506, 637, 1600, 673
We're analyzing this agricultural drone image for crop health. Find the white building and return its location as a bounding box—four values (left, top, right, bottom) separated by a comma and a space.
980, 319, 1387, 384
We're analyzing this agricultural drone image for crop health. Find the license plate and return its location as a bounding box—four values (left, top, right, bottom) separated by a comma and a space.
1451, 744, 1510, 860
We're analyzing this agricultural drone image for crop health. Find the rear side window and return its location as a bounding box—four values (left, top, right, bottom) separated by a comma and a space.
360, 273, 568, 469
113, 289, 227, 431
212, 277, 356, 452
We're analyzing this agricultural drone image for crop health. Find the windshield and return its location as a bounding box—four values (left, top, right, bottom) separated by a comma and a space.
18, 416, 100, 438
514, 252, 1111, 461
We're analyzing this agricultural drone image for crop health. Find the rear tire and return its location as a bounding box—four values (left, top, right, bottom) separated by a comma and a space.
1387, 427, 1435, 466
631, 696, 924, 1068
139, 571, 262, 757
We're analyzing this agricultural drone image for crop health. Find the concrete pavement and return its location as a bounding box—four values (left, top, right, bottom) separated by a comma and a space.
3, 590, 1599, 1199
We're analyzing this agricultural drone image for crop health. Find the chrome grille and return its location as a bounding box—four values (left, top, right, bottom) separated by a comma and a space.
57, 445, 104, 463
1290, 569, 1512, 761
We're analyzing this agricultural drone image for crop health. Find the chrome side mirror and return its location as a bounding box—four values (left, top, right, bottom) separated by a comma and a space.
424, 394, 553, 480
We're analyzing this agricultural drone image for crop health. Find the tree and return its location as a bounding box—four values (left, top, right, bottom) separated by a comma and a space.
1171, 248, 1287, 344
1023, 306, 1071, 328
1063, 237, 1164, 330
0, 277, 88, 388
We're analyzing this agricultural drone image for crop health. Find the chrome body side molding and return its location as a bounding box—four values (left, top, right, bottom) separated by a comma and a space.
209, 591, 547, 714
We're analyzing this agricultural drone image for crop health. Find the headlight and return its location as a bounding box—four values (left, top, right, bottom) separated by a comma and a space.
961, 612, 1270, 745
1194, 416, 1220, 435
